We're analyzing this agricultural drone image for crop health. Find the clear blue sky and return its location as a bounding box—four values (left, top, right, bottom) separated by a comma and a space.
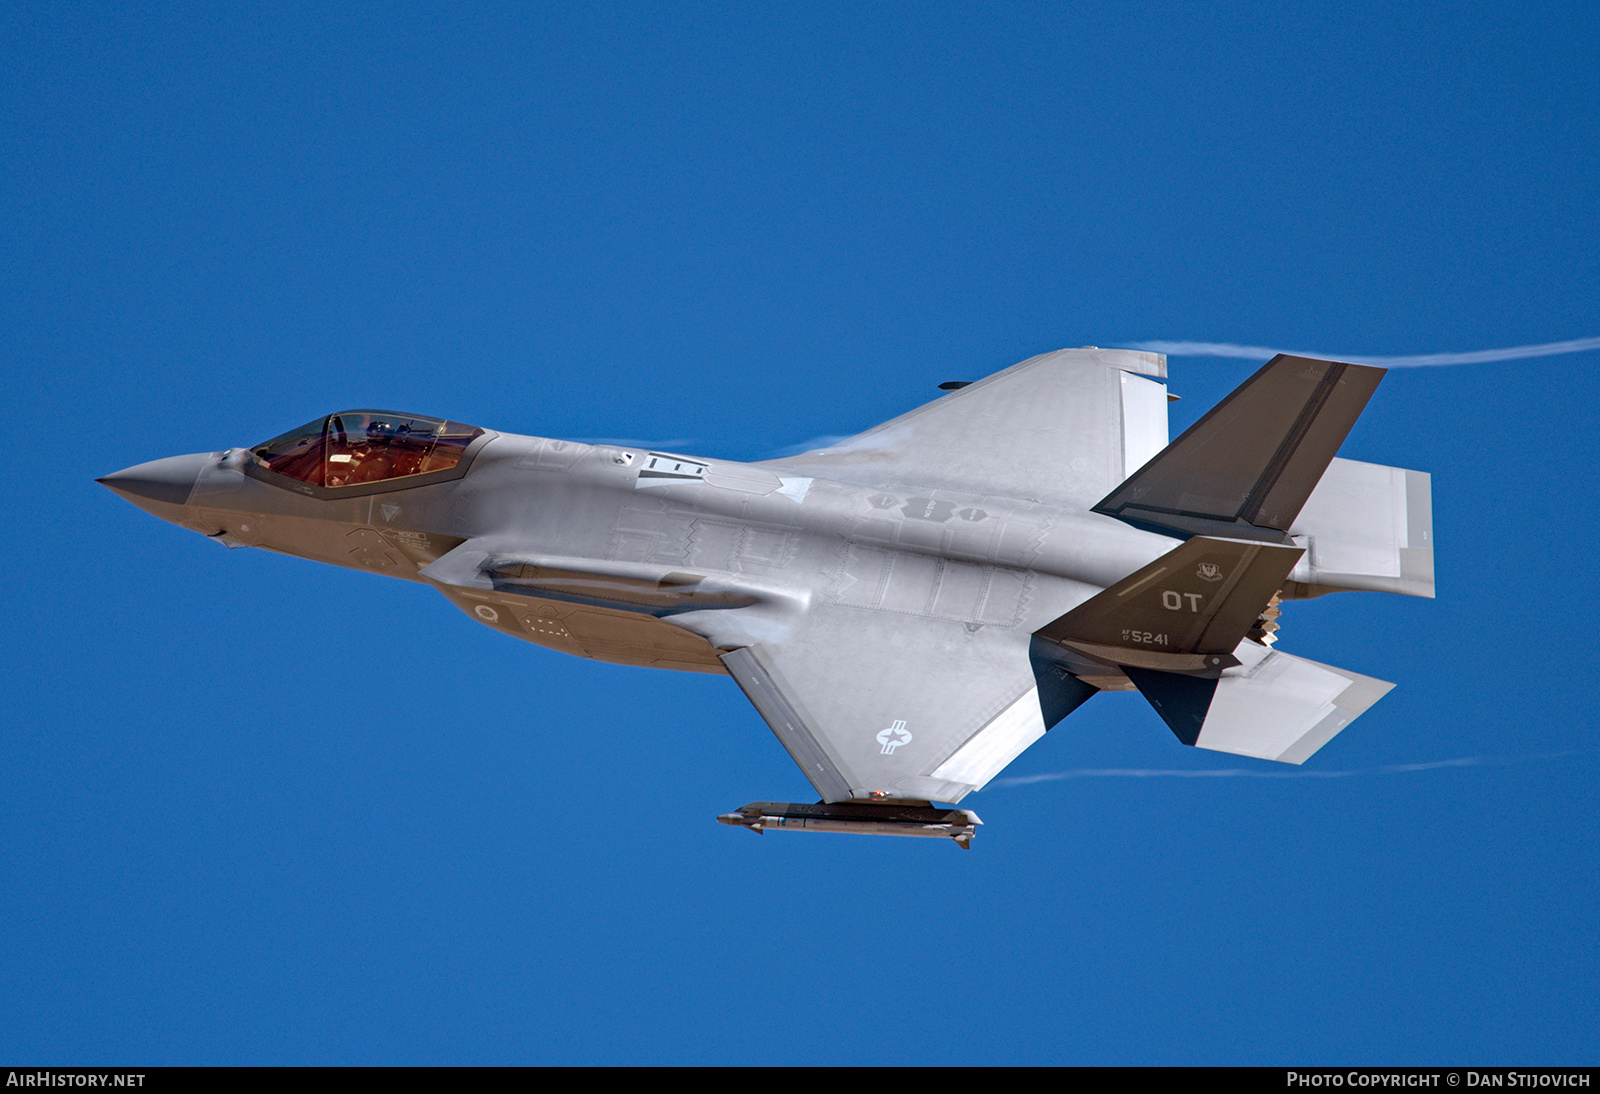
4, 0, 1597, 1065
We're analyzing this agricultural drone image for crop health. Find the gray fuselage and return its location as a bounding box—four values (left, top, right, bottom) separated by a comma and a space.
104, 428, 1178, 676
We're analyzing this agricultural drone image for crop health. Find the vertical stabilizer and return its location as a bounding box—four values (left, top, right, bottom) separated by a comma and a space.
1035, 535, 1305, 666
1095, 355, 1385, 540
1034, 534, 1397, 761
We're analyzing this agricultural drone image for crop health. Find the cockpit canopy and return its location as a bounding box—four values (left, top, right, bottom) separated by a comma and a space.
251, 411, 485, 489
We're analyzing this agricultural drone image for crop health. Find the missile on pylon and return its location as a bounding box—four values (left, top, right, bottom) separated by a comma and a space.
717, 801, 982, 848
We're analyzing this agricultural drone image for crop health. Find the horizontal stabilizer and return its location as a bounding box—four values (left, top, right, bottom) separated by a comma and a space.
1132, 640, 1394, 763
1286, 458, 1435, 599
1095, 355, 1384, 539
1036, 535, 1304, 664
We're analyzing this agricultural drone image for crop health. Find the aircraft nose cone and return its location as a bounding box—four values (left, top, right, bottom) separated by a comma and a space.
97, 452, 211, 507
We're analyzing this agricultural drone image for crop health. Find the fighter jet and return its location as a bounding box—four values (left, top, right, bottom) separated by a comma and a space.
100, 348, 1432, 848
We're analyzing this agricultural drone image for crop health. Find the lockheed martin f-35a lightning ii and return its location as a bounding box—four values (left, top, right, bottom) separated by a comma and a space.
100, 348, 1433, 848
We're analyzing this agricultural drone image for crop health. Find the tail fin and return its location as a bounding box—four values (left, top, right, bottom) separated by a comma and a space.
1095, 355, 1385, 541
1036, 534, 1393, 762
1035, 535, 1305, 672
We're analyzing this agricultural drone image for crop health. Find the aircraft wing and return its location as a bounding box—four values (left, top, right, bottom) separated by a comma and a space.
760, 347, 1170, 506
714, 605, 1093, 805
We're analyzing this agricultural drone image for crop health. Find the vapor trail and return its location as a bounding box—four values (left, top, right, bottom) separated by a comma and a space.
993, 767, 1352, 785
987, 747, 1600, 789
1125, 336, 1600, 367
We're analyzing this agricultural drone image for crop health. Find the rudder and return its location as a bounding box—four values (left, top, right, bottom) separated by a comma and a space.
1095, 355, 1385, 541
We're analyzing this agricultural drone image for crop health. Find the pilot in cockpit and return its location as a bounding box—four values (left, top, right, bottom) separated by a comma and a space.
251, 411, 484, 491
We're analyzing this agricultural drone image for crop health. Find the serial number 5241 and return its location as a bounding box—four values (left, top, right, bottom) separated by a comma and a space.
1121, 630, 1168, 645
